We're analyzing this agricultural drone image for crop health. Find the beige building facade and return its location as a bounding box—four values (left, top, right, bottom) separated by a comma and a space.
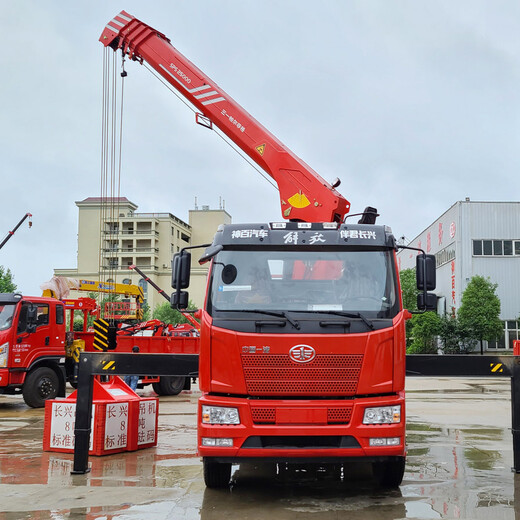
55, 197, 231, 311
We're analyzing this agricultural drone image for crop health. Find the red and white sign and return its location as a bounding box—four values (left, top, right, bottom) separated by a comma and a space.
138, 400, 157, 445
104, 403, 129, 450
450, 222, 456, 239
49, 402, 95, 450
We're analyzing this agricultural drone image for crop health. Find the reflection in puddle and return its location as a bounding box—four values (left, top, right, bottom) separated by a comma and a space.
403, 420, 513, 519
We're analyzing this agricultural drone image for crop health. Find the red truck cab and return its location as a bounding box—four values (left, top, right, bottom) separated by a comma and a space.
0, 294, 68, 407
171, 222, 435, 488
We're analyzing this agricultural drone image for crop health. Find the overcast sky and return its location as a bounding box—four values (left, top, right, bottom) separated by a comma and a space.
2, 1, 519, 295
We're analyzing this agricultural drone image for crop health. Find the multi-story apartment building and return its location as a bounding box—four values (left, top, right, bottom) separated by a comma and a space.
55, 197, 231, 310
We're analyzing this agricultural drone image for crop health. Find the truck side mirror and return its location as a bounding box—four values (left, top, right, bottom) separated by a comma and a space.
171, 250, 191, 310
416, 254, 436, 290
416, 254, 437, 311
26, 304, 38, 334
199, 244, 223, 265
172, 250, 191, 289
171, 291, 189, 310
417, 292, 437, 311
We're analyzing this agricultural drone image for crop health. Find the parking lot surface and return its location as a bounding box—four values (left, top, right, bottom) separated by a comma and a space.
0, 377, 517, 519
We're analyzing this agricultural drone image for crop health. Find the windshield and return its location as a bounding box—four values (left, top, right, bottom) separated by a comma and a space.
209, 249, 399, 318
0, 303, 16, 331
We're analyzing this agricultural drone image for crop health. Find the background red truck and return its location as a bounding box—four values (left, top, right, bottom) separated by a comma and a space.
0, 292, 199, 407
0, 294, 80, 407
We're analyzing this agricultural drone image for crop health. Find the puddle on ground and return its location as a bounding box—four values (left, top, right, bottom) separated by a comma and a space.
0, 380, 518, 519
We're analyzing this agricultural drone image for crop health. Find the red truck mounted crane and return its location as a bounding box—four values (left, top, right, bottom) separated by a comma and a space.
100, 11, 436, 489
0, 294, 97, 407
0, 281, 196, 406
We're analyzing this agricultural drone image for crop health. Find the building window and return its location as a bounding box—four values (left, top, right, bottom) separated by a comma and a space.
139, 278, 148, 298
473, 239, 520, 257
122, 278, 132, 285
488, 320, 517, 350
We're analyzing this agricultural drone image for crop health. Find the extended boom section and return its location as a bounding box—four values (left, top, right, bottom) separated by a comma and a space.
100, 11, 350, 223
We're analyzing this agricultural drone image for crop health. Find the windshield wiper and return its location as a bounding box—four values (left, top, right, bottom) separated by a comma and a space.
234, 309, 300, 330
324, 311, 374, 330
297, 309, 374, 330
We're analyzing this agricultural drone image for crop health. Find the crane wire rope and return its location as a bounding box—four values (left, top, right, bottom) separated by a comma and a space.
142, 62, 278, 191
99, 48, 125, 321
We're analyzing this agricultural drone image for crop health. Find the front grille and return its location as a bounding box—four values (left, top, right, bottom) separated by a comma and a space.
251, 406, 353, 425
242, 354, 363, 396
251, 408, 276, 423
327, 407, 353, 423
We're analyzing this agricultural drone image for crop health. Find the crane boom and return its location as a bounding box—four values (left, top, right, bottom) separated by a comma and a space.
100, 11, 350, 223
128, 265, 200, 330
0, 213, 32, 251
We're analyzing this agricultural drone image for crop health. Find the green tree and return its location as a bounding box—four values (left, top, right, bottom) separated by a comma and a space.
141, 302, 151, 321
458, 275, 503, 355
437, 314, 470, 354
399, 268, 419, 346
407, 311, 441, 354
153, 300, 197, 325
0, 266, 16, 292
399, 268, 419, 312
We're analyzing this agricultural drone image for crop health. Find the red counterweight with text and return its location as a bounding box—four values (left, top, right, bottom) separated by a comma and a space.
43, 377, 158, 455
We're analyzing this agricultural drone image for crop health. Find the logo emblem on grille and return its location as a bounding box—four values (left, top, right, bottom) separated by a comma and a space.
289, 344, 316, 363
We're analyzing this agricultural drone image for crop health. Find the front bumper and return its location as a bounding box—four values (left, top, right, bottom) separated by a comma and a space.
198, 393, 405, 462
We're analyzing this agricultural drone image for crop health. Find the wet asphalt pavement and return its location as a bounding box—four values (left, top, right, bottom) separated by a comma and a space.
0, 377, 517, 519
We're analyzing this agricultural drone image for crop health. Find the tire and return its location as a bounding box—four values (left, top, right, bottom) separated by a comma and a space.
203, 458, 232, 489
152, 382, 163, 395
373, 457, 406, 488
23, 367, 59, 408
158, 376, 185, 396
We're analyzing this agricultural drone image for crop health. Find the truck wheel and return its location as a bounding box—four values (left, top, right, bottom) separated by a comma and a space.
158, 376, 185, 396
152, 382, 163, 395
203, 458, 232, 489
373, 457, 405, 488
23, 367, 59, 408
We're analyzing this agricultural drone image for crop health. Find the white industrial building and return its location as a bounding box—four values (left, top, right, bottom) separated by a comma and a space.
397, 199, 520, 351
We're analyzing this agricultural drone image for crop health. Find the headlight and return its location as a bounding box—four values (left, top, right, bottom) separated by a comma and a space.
363, 405, 401, 424
0, 342, 9, 368
202, 405, 240, 425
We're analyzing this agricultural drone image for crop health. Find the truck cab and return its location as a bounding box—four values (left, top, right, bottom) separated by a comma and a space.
173, 222, 429, 488
0, 294, 67, 407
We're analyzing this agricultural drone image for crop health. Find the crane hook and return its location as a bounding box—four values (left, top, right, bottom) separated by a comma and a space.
121, 52, 128, 77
